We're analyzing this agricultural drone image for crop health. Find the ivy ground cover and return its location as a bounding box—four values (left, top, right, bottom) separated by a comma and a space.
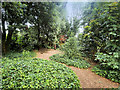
2, 51, 80, 88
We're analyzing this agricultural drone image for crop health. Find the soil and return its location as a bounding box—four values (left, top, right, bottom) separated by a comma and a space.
34, 48, 120, 88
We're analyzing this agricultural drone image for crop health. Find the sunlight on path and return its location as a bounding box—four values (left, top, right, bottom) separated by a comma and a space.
35, 48, 120, 88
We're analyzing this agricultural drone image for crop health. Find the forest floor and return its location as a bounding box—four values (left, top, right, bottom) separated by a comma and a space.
34, 48, 120, 88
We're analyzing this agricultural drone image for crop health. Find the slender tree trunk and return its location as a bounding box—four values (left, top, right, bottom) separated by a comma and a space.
2, 20, 6, 54
5, 22, 14, 52
37, 25, 40, 51
54, 44, 56, 50
0, 29, 2, 56
46, 33, 49, 46
54, 35, 57, 50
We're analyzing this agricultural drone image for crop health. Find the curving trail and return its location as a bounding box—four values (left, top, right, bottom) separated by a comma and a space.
34, 48, 120, 88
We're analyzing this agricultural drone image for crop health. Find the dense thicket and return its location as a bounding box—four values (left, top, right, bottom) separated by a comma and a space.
81, 2, 120, 83
81, 2, 120, 58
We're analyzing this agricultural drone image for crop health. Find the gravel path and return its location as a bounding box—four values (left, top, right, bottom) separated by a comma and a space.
35, 48, 120, 88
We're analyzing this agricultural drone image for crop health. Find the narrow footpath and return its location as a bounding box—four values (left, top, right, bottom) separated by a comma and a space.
35, 48, 120, 88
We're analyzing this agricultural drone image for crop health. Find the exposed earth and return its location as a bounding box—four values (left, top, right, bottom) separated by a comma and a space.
34, 48, 120, 88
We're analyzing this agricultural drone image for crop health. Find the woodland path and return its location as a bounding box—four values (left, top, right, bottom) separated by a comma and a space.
34, 48, 120, 88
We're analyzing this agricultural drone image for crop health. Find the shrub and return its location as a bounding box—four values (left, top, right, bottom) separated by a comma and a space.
2, 51, 80, 88
92, 52, 120, 83
4, 50, 36, 59
56, 36, 91, 69
92, 65, 120, 83
61, 37, 81, 59
50, 54, 91, 69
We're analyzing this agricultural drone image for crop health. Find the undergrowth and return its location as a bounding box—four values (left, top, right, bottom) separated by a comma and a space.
92, 65, 120, 83
92, 52, 120, 83
50, 54, 91, 69
2, 51, 80, 88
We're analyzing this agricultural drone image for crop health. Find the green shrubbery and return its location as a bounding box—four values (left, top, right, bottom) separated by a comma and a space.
81, 2, 120, 83
92, 52, 120, 83
55, 37, 91, 69
50, 54, 90, 69
92, 65, 120, 83
2, 51, 80, 88
4, 50, 36, 59
60, 37, 81, 59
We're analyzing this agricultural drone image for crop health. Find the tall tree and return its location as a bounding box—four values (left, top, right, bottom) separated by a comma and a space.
2, 2, 26, 53
25, 2, 66, 50
0, 2, 2, 56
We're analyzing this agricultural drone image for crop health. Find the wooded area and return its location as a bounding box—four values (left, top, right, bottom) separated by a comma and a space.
1, 2, 80, 53
1, 2, 120, 88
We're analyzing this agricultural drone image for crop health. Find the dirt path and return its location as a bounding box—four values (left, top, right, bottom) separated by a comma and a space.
35, 48, 120, 88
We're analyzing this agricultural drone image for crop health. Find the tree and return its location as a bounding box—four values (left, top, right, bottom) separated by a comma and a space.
2, 2, 27, 53
24, 2, 67, 50
0, 2, 2, 56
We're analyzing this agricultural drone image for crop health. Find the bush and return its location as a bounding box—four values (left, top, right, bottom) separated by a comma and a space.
2, 51, 80, 88
3, 50, 36, 59
56, 36, 91, 69
61, 37, 81, 59
50, 54, 91, 69
92, 52, 120, 83
92, 65, 120, 83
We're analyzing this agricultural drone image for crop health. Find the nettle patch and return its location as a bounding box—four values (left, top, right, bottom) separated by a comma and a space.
2, 51, 80, 88
50, 54, 90, 69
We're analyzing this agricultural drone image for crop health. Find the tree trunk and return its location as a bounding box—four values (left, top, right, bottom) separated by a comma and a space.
46, 33, 49, 47
0, 29, 2, 56
5, 22, 14, 52
37, 26, 40, 51
54, 44, 56, 50
2, 20, 6, 54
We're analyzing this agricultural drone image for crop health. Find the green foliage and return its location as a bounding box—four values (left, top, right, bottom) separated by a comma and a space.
25, 2, 66, 50
2, 51, 80, 88
61, 37, 81, 59
92, 65, 120, 83
80, 2, 120, 83
2, 2, 26, 24
92, 52, 120, 83
19, 27, 38, 50
4, 50, 36, 59
2, 2, 80, 52
56, 37, 91, 68
2, 2, 68, 52
50, 54, 90, 69
77, 33, 88, 57
81, 2, 120, 58
95, 52, 119, 70
60, 17, 80, 38
2, 2, 27, 53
